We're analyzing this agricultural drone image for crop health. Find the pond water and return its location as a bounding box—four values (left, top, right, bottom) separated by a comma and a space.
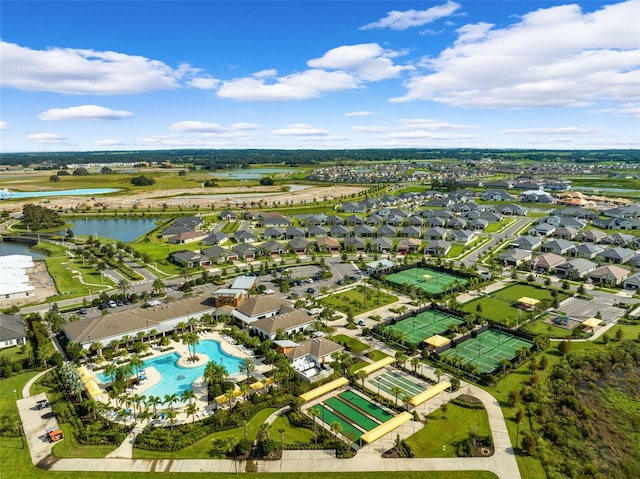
0, 188, 119, 199
210, 167, 297, 179
63, 218, 161, 242
575, 186, 637, 193
0, 241, 48, 260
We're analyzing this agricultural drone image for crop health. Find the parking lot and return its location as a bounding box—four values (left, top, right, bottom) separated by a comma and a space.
559, 296, 626, 324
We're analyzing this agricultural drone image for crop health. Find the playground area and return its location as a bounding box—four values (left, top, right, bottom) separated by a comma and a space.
310, 389, 395, 442
386, 267, 468, 295
440, 329, 534, 374
382, 309, 464, 346
369, 369, 430, 400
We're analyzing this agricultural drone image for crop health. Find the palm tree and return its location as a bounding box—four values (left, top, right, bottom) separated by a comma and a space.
355, 369, 368, 389
165, 408, 177, 431
146, 395, 161, 416
239, 357, 256, 384
180, 389, 196, 405
129, 354, 144, 380
118, 279, 131, 297
500, 359, 512, 375
330, 421, 343, 439
103, 363, 117, 384
308, 407, 320, 443
182, 332, 200, 361
151, 278, 165, 297
395, 352, 408, 370
138, 409, 153, 427
410, 357, 421, 374
186, 402, 198, 424
391, 385, 403, 407
278, 426, 286, 449
164, 393, 179, 412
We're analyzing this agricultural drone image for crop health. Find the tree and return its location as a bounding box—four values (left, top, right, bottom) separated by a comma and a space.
182, 332, 200, 361
615, 327, 624, 341
186, 402, 198, 424
101, 166, 113, 174
308, 407, 320, 443
391, 385, 403, 407
152, 278, 165, 296
355, 369, 368, 389
521, 432, 537, 455
118, 279, 131, 297
558, 339, 571, 356
239, 357, 256, 384
49, 174, 60, 182
131, 175, 155, 186
73, 167, 89, 176
330, 421, 343, 439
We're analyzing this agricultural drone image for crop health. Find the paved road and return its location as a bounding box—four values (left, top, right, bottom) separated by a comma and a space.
461, 217, 532, 268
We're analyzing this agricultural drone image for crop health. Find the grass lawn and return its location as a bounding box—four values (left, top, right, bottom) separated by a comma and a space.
269, 414, 315, 445
462, 283, 569, 327
133, 408, 277, 459
320, 286, 398, 316
331, 334, 369, 355
0, 345, 30, 366
527, 318, 575, 338
52, 422, 117, 458
405, 402, 492, 458
368, 350, 390, 362
350, 361, 370, 374
130, 241, 201, 275
446, 244, 465, 258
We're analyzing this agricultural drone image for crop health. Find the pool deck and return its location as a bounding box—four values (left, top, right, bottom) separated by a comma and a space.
89, 329, 272, 425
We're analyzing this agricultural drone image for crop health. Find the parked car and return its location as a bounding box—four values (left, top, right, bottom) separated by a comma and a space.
358, 319, 366, 326
78, 308, 88, 315
306, 287, 318, 295
108, 300, 117, 308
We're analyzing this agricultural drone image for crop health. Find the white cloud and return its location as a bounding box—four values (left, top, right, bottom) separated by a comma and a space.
392, 0, 640, 109
171, 121, 225, 133
502, 127, 599, 135
0, 121, 6, 130
188, 76, 220, 89
94, 139, 125, 146
271, 123, 330, 136
360, 1, 460, 30
343, 111, 374, 117
217, 69, 359, 101
230, 123, 262, 130
26, 132, 67, 143
0, 41, 204, 95
39, 105, 133, 121
307, 44, 412, 81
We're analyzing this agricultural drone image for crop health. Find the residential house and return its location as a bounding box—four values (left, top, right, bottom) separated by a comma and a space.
449, 230, 477, 245
498, 248, 533, 267
555, 258, 598, 279
219, 210, 238, 221
233, 297, 295, 327
447, 217, 467, 230
397, 238, 422, 254
304, 215, 324, 227
202, 246, 238, 264
330, 225, 351, 238
376, 225, 396, 237
167, 230, 208, 244
511, 235, 542, 251
587, 265, 630, 286
259, 212, 292, 227
306, 225, 327, 238
343, 236, 366, 252
500, 204, 528, 216
400, 225, 422, 238
284, 226, 306, 240
325, 215, 344, 226
423, 227, 448, 241
316, 236, 341, 253
578, 229, 607, 243
573, 243, 605, 259
263, 227, 285, 240
202, 231, 228, 246
353, 225, 375, 238
232, 243, 259, 260
161, 224, 194, 239
469, 218, 489, 231
597, 247, 635, 264
519, 190, 555, 203
370, 237, 393, 253
287, 337, 344, 380
423, 240, 451, 257
530, 223, 556, 237
532, 253, 566, 273
481, 190, 514, 201
233, 230, 257, 243
170, 250, 211, 268
540, 239, 575, 256
0, 314, 26, 349
623, 273, 640, 290
365, 214, 384, 226
602, 232, 635, 246
259, 241, 286, 257
288, 238, 311, 255
552, 227, 579, 241
345, 215, 364, 226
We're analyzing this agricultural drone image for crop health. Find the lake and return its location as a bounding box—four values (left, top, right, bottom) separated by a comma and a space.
0, 188, 119, 199
63, 218, 161, 242
0, 241, 48, 260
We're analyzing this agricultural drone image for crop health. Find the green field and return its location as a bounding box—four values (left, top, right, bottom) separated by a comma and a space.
387, 267, 468, 295
405, 402, 492, 458
331, 334, 369, 354
462, 283, 569, 327
383, 310, 464, 346
320, 286, 398, 316
441, 329, 533, 374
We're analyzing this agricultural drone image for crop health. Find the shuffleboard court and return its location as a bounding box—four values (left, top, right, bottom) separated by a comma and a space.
387, 266, 468, 295
440, 329, 533, 374
325, 397, 380, 431
338, 391, 395, 423
372, 370, 428, 398
383, 309, 463, 346
311, 404, 364, 441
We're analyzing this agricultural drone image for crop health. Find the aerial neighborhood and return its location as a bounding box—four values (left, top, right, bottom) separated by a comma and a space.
1, 150, 639, 479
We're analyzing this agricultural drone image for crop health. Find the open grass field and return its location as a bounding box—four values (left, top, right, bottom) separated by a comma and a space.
461, 283, 569, 327
331, 334, 369, 354
383, 310, 464, 346
320, 286, 398, 316
387, 267, 468, 295
405, 402, 492, 458
441, 329, 533, 374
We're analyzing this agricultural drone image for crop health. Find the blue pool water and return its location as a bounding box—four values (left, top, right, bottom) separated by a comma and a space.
98, 339, 242, 401
0, 188, 119, 199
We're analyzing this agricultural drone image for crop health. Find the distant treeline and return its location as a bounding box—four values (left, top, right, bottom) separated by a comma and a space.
1, 148, 639, 168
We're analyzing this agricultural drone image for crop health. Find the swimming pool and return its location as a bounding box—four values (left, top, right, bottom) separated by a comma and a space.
0, 188, 119, 199
98, 339, 242, 401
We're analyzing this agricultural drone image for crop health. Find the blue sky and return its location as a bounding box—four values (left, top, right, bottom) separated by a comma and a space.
1, 0, 638, 152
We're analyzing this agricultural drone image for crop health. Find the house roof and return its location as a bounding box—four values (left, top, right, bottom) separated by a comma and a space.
286, 337, 344, 360
235, 296, 293, 318
0, 314, 25, 342
252, 309, 313, 335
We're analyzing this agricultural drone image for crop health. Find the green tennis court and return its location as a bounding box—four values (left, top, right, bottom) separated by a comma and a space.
338, 390, 394, 423
383, 309, 463, 346
387, 266, 468, 295
440, 329, 533, 374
